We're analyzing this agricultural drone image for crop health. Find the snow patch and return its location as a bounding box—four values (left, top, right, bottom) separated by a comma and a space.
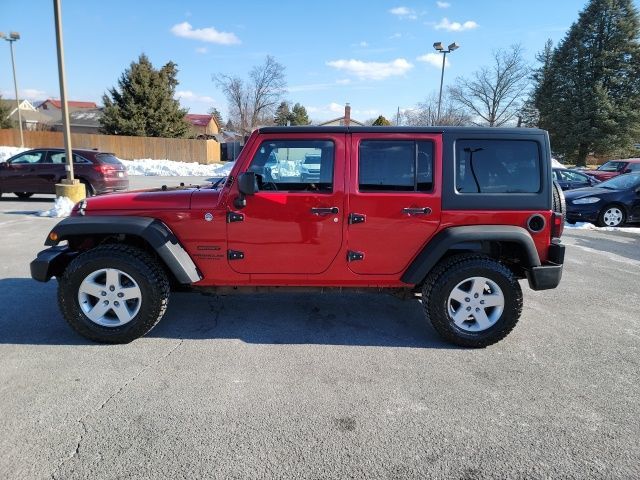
551, 158, 564, 168
117, 159, 234, 177
0, 146, 29, 162
37, 196, 76, 218
565, 222, 640, 234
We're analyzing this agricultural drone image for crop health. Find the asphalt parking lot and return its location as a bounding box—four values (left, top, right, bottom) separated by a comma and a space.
0, 178, 638, 479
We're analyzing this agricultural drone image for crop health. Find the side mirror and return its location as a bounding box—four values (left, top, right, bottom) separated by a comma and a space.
234, 172, 258, 209
238, 172, 258, 195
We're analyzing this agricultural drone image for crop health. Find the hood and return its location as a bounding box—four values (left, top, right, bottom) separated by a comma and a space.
564, 186, 618, 200
80, 187, 197, 212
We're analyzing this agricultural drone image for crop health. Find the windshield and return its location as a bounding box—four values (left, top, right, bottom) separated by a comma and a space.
598, 173, 640, 190
597, 161, 626, 172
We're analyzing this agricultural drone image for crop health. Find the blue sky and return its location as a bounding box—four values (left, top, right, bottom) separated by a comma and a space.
1, 0, 636, 122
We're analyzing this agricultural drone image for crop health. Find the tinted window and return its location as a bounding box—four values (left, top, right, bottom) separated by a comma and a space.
47, 152, 91, 164
455, 140, 540, 193
597, 161, 626, 172
627, 163, 640, 172
97, 154, 122, 165
247, 140, 334, 192
10, 151, 45, 164
359, 140, 433, 192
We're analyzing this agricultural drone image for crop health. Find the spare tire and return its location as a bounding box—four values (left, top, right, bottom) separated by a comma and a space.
552, 181, 566, 216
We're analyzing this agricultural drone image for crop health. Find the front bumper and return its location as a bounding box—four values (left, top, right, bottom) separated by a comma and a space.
525, 243, 565, 290
30, 246, 76, 282
566, 205, 600, 223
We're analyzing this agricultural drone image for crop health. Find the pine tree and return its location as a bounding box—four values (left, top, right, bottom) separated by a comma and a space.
521, 40, 554, 128
372, 115, 392, 126
225, 119, 235, 131
208, 107, 223, 128
538, 0, 640, 166
0, 96, 13, 129
100, 54, 190, 138
274, 101, 291, 126
290, 103, 310, 125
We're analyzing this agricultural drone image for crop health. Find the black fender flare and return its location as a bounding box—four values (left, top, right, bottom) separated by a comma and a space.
45, 216, 201, 284
401, 225, 541, 285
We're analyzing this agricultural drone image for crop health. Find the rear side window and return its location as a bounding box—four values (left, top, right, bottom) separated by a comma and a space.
455, 139, 541, 193
359, 140, 433, 192
97, 154, 122, 165
47, 152, 91, 164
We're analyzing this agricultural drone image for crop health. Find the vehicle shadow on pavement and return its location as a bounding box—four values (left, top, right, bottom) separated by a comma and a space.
0, 196, 55, 202
0, 279, 454, 349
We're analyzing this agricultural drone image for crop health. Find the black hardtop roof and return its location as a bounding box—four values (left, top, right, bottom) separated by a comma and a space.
257, 126, 547, 135
20, 147, 114, 155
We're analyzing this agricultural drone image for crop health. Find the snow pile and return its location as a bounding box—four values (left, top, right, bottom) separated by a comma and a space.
37, 196, 75, 218
551, 158, 564, 168
565, 222, 640, 234
0, 146, 29, 162
119, 158, 234, 177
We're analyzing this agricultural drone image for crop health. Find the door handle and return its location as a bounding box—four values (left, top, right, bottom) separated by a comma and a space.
311, 207, 339, 216
402, 207, 432, 216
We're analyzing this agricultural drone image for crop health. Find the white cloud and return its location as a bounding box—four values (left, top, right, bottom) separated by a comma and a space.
359, 41, 369, 47
336, 78, 352, 85
170, 22, 240, 45
1, 88, 47, 100
417, 53, 449, 68
389, 6, 418, 19
435, 17, 478, 31
436, 1, 451, 8
195, 47, 208, 54
175, 90, 215, 104
329, 102, 345, 113
389, 33, 402, 39
326, 58, 414, 80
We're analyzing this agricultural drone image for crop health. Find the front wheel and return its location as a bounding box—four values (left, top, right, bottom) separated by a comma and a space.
58, 244, 170, 343
597, 205, 625, 227
421, 255, 523, 348
14, 192, 34, 199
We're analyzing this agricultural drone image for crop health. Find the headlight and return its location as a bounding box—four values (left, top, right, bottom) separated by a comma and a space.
572, 197, 600, 204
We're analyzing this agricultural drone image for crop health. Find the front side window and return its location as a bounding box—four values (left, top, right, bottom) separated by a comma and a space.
247, 140, 334, 192
10, 151, 45, 164
455, 139, 541, 194
358, 140, 433, 192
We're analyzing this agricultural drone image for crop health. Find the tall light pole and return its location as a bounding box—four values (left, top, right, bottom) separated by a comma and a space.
0, 31, 24, 147
433, 41, 459, 124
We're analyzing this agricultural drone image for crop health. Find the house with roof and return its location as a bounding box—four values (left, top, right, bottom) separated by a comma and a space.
49, 108, 103, 134
37, 98, 98, 112
185, 114, 220, 138
317, 104, 365, 127
0, 98, 53, 130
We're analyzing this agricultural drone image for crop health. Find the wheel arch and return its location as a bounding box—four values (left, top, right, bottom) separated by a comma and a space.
44, 216, 201, 284
401, 225, 541, 285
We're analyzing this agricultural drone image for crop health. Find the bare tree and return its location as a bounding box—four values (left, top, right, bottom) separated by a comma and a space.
403, 93, 470, 126
449, 45, 530, 127
213, 56, 287, 134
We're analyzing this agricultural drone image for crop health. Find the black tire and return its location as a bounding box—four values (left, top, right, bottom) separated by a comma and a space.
421, 254, 523, 348
14, 192, 34, 199
80, 179, 95, 197
58, 244, 170, 343
552, 181, 566, 216
597, 204, 626, 227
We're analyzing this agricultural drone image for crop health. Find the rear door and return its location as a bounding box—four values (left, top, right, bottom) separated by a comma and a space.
347, 133, 442, 275
226, 134, 346, 274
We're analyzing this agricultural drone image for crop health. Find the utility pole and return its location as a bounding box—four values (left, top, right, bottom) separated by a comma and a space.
433, 41, 459, 124
1, 32, 24, 147
53, 0, 85, 201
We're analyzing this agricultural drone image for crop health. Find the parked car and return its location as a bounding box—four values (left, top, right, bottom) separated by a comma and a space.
565, 173, 640, 227
0, 148, 128, 198
31, 126, 565, 348
582, 158, 640, 182
300, 153, 321, 182
553, 167, 600, 190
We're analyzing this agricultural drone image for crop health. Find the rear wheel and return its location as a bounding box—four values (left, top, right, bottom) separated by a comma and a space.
598, 205, 625, 227
421, 255, 523, 348
80, 179, 95, 197
58, 244, 170, 343
14, 192, 34, 199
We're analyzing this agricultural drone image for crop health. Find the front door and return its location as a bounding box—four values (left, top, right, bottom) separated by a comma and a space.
1, 150, 48, 193
226, 135, 345, 275
347, 134, 442, 275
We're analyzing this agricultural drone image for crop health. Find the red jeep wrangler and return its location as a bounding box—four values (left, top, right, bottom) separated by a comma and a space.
31, 127, 566, 347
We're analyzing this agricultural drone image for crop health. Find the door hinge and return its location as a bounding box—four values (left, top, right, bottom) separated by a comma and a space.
228, 250, 245, 260
348, 213, 366, 225
227, 211, 244, 223
347, 250, 365, 262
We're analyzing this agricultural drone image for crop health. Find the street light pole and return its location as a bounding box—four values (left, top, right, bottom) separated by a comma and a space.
433, 41, 459, 125
1, 32, 24, 147
53, 0, 74, 184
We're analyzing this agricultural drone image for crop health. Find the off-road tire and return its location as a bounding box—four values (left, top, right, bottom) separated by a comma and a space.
58, 244, 170, 343
552, 181, 565, 216
14, 192, 34, 199
421, 254, 523, 348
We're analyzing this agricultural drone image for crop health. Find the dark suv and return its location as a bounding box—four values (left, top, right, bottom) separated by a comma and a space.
0, 148, 128, 198
31, 127, 565, 348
